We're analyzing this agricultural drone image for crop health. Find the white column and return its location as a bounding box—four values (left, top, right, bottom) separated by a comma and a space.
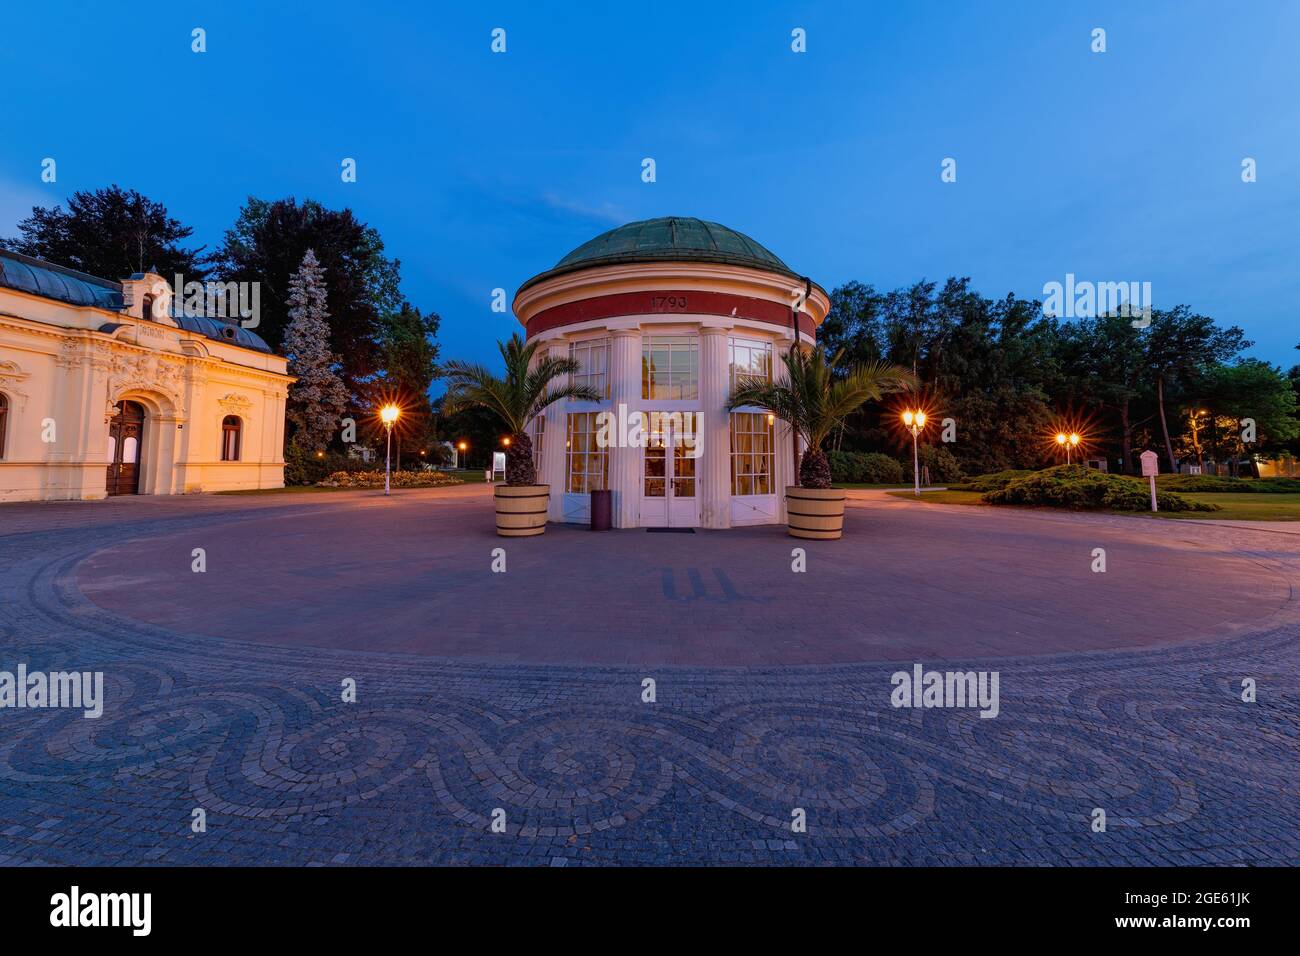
772, 334, 799, 519
608, 327, 642, 527
698, 325, 731, 529
540, 338, 567, 519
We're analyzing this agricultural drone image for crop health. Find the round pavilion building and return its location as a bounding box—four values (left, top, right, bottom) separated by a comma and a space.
513, 216, 830, 529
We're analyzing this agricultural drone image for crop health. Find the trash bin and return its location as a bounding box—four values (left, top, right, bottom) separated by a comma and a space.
590, 489, 612, 531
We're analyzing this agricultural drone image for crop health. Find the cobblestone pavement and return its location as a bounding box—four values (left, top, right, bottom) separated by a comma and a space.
0, 489, 1297, 865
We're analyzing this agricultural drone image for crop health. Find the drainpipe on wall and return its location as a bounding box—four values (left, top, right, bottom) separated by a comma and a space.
790, 277, 811, 486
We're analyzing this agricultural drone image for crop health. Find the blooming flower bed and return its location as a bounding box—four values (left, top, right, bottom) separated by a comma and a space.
316, 470, 465, 489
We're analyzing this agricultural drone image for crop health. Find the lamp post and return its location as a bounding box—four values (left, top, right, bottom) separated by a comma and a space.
902, 410, 926, 495
1056, 432, 1080, 465
380, 404, 400, 494
457, 440, 468, 470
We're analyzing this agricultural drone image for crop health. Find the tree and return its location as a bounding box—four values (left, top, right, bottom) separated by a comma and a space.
379, 303, 441, 404
819, 281, 884, 368
1059, 313, 1152, 472
727, 348, 914, 488
1145, 306, 1248, 471
376, 302, 442, 469
210, 197, 402, 396
442, 333, 600, 485
1200, 360, 1299, 471
283, 250, 349, 451
1, 185, 207, 280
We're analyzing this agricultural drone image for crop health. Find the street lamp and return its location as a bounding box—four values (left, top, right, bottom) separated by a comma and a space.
902, 410, 927, 495
457, 440, 468, 469
1055, 431, 1080, 465
380, 404, 400, 494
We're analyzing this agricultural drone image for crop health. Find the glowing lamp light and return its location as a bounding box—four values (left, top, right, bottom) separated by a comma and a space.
1056, 433, 1067, 445
457, 441, 468, 452
502, 436, 511, 447
766, 413, 775, 425
1069, 433, 1080, 447
380, 404, 400, 425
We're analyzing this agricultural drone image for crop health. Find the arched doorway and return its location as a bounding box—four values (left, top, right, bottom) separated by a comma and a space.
106, 400, 145, 495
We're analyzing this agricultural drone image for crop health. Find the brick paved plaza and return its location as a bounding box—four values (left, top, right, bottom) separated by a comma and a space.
1, 486, 1297, 865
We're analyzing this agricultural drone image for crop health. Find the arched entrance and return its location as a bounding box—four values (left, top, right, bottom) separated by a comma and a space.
106, 400, 145, 495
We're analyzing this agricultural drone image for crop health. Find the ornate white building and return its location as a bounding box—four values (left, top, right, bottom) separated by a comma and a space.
514, 217, 829, 529
0, 250, 291, 501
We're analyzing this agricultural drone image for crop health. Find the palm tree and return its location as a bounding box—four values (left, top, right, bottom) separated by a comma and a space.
443, 333, 601, 485
727, 346, 915, 488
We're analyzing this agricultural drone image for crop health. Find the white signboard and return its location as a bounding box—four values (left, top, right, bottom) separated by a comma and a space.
1139, 450, 1159, 512
491, 452, 506, 481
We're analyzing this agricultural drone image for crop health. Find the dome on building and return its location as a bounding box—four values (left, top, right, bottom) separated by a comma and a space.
520, 217, 799, 291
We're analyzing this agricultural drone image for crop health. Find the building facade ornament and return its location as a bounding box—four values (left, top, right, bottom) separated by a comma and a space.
0, 248, 292, 501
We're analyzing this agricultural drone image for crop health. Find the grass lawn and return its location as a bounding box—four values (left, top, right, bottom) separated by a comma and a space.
838, 483, 913, 489
887, 489, 1300, 521
1147, 493, 1300, 521
887, 490, 986, 505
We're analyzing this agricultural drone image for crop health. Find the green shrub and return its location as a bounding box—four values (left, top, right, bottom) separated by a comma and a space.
902, 445, 965, 484
827, 451, 904, 484
984, 465, 1217, 512
948, 469, 1035, 492
1156, 474, 1300, 494
284, 446, 374, 486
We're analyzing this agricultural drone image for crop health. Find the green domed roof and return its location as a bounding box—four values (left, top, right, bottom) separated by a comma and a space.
520, 217, 799, 291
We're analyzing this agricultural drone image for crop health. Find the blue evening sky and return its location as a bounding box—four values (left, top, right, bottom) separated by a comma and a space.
2, 1, 1297, 375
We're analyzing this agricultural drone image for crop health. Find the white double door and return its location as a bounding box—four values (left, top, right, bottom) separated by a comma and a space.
639, 413, 700, 528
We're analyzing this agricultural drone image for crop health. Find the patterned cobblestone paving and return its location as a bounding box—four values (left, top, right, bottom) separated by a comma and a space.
0, 490, 1297, 865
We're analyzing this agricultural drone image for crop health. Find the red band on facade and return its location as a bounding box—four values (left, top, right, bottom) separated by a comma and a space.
523, 290, 816, 339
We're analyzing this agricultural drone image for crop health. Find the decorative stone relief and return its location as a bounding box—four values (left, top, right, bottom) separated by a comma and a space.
217, 392, 254, 412
0, 359, 31, 410
104, 351, 188, 417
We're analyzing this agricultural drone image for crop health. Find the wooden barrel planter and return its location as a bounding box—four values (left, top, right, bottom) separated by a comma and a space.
495, 484, 550, 537
785, 486, 846, 539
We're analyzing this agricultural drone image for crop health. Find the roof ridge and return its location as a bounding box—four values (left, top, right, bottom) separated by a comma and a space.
0, 247, 123, 290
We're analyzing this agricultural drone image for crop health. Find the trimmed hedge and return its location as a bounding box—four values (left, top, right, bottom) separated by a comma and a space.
948, 469, 1035, 492
984, 465, 1217, 512
902, 445, 965, 484
827, 451, 905, 485
1155, 474, 1300, 494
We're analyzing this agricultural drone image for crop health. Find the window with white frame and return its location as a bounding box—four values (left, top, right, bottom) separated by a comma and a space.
729, 337, 772, 391
730, 412, 774, 496
569, 337, 611, 399
565, 412, 608, 493
530, 414, 545, 472
642, 335, 698, 400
